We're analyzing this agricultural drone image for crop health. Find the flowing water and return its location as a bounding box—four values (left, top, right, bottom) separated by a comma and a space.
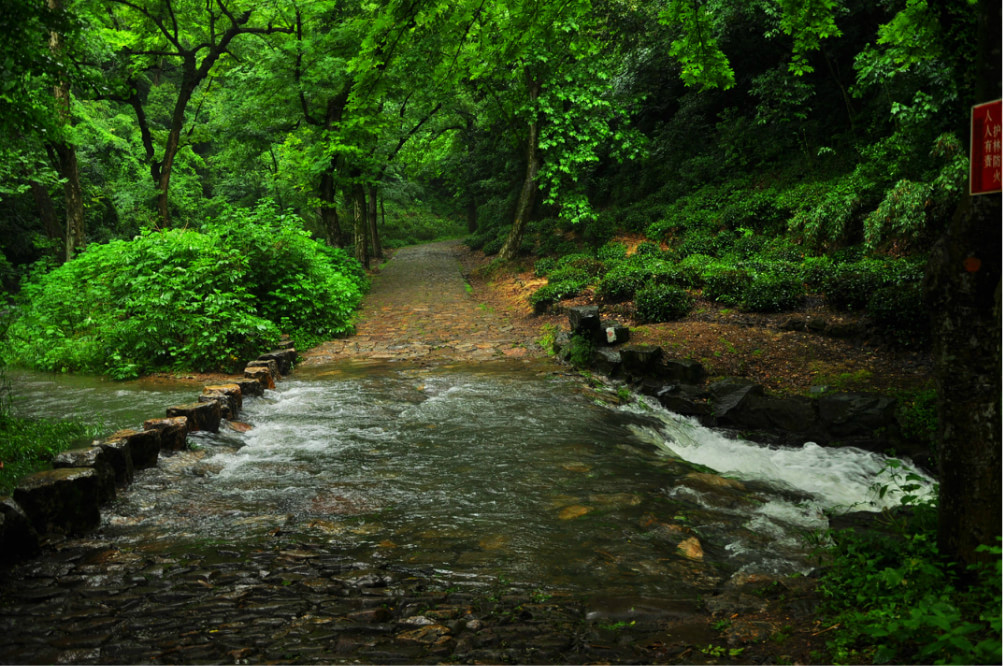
8, 360, 935, 604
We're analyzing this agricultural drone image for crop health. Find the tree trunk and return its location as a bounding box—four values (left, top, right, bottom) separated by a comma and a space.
367, 183, 382, 260
499, 79, 542, 261
924, 0, 1001, 569
352, 184, 369, 269
48, 0, 84, 261
466, 196, 478, 233
29, 181, 62, 242
155, 77, 197, 228
319, 167, 342, 246
925, 195, 1001, 569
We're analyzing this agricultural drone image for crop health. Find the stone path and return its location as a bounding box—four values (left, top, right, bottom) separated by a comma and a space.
301, 241, 544, 366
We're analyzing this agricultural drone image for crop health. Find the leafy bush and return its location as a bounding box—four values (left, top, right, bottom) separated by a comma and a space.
0, 416, 101, 495
597, 264, 649, 302
678, 229, 730, 258
6, 203, 367, 379
529, 276, 591, 312
742, 272, 804, 312
533, 257, 557, 277
820, 505, 1002, 665
634, 283, 694, 323
633, 241, 662, 257
596, 241, 628, 262
824, 261, 888, 311
554, 253, 604, 277
867, 283, 930, 348
800, 255, 837, 292
702, 264, 752, 305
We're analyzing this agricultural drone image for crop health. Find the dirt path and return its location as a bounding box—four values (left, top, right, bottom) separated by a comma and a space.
301, 241, 554, 368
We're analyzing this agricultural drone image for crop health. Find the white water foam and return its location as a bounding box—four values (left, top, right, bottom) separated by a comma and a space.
624, 397, 936, 514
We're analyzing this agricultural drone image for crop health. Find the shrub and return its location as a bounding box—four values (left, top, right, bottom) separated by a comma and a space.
800, 255, 837, 292
634, 283, 694, 323
633, 241, 662, 257
533, 257, 557, 277
596, 241, 628, 262
867, 283, 930, 348
702, 264, 752, 305
824, 260, 888, 311
597, 264, 648, 302
6, 203, 367, 379
529, 277, 590, 312
677, 229, 730, 258
555, 253, 604, 277
742, 272, 804, 313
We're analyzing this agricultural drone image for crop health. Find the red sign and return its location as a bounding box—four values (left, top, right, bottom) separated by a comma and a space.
970, 99, 1002, 195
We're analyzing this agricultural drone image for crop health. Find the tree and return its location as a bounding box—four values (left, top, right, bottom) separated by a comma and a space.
101, 0, 292, 226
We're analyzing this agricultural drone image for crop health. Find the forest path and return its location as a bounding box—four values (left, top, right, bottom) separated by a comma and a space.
300, 240, 550, 367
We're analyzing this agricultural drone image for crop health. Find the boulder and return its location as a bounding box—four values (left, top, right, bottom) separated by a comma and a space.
567, 306, 601, 340
257, 349, 297, 375
708, 378, 764, 426
660, 359, 706, 385
601, 321, 630, 346
52, 447, 116, 503
244, 366, 275, 390
199, 393, 233, 420
651, 384, 711, 418
13, 468, 101, 536
0, 497, 41, 564
236, 378, 265, 398
105, 428, 161, 470
590, 347, 622, 376
143, 416, 189, 452
246, 358, 280, 379
166, 400, 221, 433
91, 438, 134, 486
817, 392, 898, 441
619, 345, 664, 380
202, 383, 242, 416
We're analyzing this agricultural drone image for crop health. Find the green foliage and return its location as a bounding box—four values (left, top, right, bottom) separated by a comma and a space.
702, 264, 752, 306
6, 203, 366, 379
824, 258, 923, 312
741, 272, 804, 313
895, 388, 939, 455
867, 282, 930, 348
0, 415, 101, 496
566, 333, 593, 368
820, 515, 1002, 665
634, 283, 694, 323
597, 263, 648, 302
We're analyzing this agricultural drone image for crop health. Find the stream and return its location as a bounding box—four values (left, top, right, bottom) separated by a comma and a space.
1, 360, 935, 663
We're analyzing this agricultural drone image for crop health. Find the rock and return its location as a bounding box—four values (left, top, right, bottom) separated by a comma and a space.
817, 392, 898, 442
246, 359, 280, 380
590, 347, 622, 376
779, 316, 807, 332
52, 447, 116, 503
708, 378, 764, 426
202, 383, 243, 417
824, 321, 863, 338
660, 359, 706, 385
13, 468, 101, 536
651, 384, 710, 418
619, 344, 664, 380
676, 536, 704, 561
244, 366, 275, 391
685, 472, 745, 491
558, 505, 591, 520
166, 401, 221, 433
235, 378, 265, 398
733, 394, 817, 438
601, 321, 630, 346
257, 349, 297, 375
91, 438, 134, 486
105, 429, 161, 470
199, 393, 233, 420
567, 306, 601, 340
0, 497, 41, 564
143, 416, 189, 452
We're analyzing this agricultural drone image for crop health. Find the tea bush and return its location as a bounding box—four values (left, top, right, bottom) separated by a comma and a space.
702, 264, 752, 305
634, 283, 694, 323
5, 204, 367, 379
597, 264, 648, 302
867, 283, 930, 348
742, 272, 804, 312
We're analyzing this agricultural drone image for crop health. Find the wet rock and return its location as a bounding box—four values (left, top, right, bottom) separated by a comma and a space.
619, 344, 663, 380
52, 447, 116, 503
649, 383, 710, 418
166, 400, 221, 433
246, 358, 280, 379
244, 366, 275, 391
104, 428, 161, 469
661, 358, 706, 385
817, 392, 897, 443
13, 468, 101, 535
199, 393, 233, 420
91, 438, 134, 486
143, 416, 189, 452
202, 383, 243, 417
558, 505, 591, 520
0, 497, 42, 564
685, 472, 745, 491
236, 378, 265, 398
258, 349, 297, 375
567, 305, 602, 341
590, 347, 622, 376
676, 536, 704, 561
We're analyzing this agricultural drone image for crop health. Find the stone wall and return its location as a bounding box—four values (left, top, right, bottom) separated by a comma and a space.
553, 306, 933, 470
0, 347, 297, 568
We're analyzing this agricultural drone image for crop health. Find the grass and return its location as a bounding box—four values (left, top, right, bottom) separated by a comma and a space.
0, 414, 100, 495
